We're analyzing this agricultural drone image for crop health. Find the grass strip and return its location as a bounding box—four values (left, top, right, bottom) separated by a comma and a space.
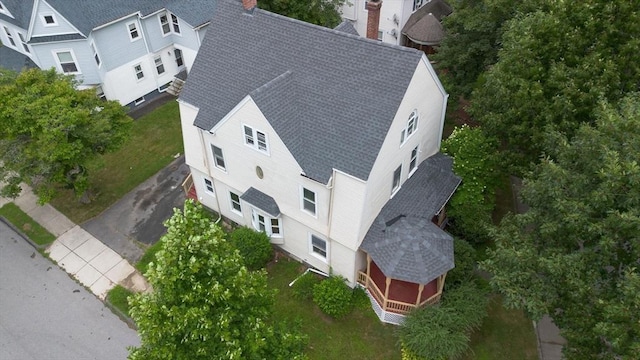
0, 203, 56, 246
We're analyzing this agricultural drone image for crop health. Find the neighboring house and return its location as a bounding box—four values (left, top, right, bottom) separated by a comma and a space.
341, 0, 451, 52
0, 0, 215, 107
179, 0, 460, 324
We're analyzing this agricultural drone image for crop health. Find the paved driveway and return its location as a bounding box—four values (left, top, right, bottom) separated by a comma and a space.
82, 156, 188, 263
0, 220, 139, 360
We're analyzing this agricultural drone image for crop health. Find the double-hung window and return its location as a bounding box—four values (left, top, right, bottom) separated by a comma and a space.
90, 42, 100, 66
174, 48, 184, 67
251, 209, 282, 237
134, 64, 144, 80
391, 165, 402, 195
211, 144, 226, 171
55, 51, 79, 74
229, 192, 242, 214
171, 14, 180, 33
159, 13, 170, 34
243, 125, 268, 153
154, 55, 165, 75
409, 146, 419, 175
302, 188, 316, 216
3, 26, 14, 47
310, 234, 327, 259
127, 22, 140, 41
203, 178, 215, 195
18, 33, 29, 53
400, 110, 419, 145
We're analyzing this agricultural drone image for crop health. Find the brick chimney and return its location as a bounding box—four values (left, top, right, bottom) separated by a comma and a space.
242, 0, 257, 11
366, 0, 382, 40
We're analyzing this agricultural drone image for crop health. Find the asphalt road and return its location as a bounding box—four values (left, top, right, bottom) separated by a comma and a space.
82, 155, 188, 263
0, 220, 139, 360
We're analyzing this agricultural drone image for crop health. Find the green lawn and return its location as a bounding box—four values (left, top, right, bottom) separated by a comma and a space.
135, 238, 164, 275
50, 100, 183, 223
268, 259, 401, 360
463, 295, 538, 360
0, 203, 56, 246
107, 285, 134, 317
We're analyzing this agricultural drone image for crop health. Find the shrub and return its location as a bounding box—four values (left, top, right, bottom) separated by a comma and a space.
441, 125, 500, 243
291, 271, 322, 301
352, 286, 371, 310
445, 238, 477, 289
228, 226, 273, 270
399, 281, 489, 360
313, 275, 353, 318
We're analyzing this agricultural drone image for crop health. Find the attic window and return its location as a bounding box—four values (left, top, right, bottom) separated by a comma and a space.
400, 110, 419, 145
42, 14, 57, 26
243, 125, 269, 154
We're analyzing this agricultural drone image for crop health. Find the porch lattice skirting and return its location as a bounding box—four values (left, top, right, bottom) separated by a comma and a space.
361, 286, 406, 325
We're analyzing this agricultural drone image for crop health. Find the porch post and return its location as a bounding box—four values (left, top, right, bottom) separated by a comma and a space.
437, 273, 447, 293
415, 284, 425, 306
383, 276, 391, 310
366, 254, 371, 288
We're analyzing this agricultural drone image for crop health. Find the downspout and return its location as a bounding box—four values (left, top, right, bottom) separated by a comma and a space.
198, 128, 222, 224
326, 171, 336, 271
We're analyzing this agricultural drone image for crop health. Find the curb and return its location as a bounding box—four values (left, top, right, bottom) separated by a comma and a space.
0, 216, 48, 251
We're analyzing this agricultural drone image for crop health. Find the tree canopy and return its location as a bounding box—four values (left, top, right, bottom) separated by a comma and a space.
482, 95, 640, 359
469, 0, 640, 170
0, 68, 132, 203
128, 200, 307, 360
258, 0, 345, 28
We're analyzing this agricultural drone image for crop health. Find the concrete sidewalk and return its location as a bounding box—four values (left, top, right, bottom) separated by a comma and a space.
1, 186, 149, 300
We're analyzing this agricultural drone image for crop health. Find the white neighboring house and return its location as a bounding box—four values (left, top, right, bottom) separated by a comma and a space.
0, 0, 215, 107
341, 0, 452, 52
179, 0, 460, 324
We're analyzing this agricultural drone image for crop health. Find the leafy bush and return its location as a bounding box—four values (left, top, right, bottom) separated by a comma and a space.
446, 238, 477, 289
291, 271, 322, 301
352, 286, 371, 310
399, 281, 489, 360
442, 125, 500, 243
228, 226, 273, 270
313, 276, 353, 318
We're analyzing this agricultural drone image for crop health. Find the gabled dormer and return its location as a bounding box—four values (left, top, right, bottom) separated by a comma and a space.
28, 0, 83, 40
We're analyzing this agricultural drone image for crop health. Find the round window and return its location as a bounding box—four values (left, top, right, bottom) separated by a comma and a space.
256, 166, 264, 179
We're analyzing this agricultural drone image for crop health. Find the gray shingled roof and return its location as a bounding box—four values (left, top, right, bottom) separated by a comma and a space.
240, 187, 280, 217
360, 152, 461, 284
0, 45, 37, 72
29, 34, 86, 44
0, 0, 34, 28
42, 0, 216, 36
402, 0, 452, 45
180, 0, 424, 184
334, 21, 359, 36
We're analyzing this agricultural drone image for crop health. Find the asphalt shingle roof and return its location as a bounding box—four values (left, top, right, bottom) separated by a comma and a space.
29, 34, 86, 44
0, 46, 37, 72
402, 0, 452, 45
180, 0, 424, 183
240, 187, 281, 217
334, 21, 359, 36
360, 153, 461, 284
40, 0, 216, 36
0, 0, 34, 28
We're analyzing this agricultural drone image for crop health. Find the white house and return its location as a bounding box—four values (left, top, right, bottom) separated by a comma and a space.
0, 0, 215, 107
179, 0, 460, 324
341, 0, 452, 52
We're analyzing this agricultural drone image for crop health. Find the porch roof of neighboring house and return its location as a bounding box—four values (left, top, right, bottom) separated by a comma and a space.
240, 187, 281, 217
180, 0, 424, 184
0, 46, 37, 72
43, 0, 216, 36
0, 0, 34, 28
360, 152, 460, 284
402, 0, 452, 45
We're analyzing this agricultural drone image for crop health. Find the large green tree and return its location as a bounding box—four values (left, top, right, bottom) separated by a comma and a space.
432, 0, 539, 99
258, 0, 346, 28
0, 68, 132, 203
482, 95, 640, 359
128, 200, 307, 360
470, 0, 640, 171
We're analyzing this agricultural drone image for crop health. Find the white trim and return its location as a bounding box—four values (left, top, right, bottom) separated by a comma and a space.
0, 1, 14, 18
154, 54, 165, 75
90, 41, 101, 68
242, 124, 270, 155
251, 208, 282, 238
126, 20, 141, 42
210, 144, 227, 172
400, 109, 419, 146
133, 63, 144, 81
408, 145, 419, 178
170, 13, 181, 35
391, 164, 402, 197
333, 168, 367, 184
203, 177, 215, 196
421, 54, 447, 98
18, 32, 30, 53
93, 12, 140, 31
158, 11, 171, 36
2, 25, 15, 48
309, 233, 329, 262
52, 48, 81, 74
300, 186, 317, 217
134, 96, 146, 105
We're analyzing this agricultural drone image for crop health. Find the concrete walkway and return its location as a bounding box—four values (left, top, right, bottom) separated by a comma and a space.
1, 186, 150, 300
